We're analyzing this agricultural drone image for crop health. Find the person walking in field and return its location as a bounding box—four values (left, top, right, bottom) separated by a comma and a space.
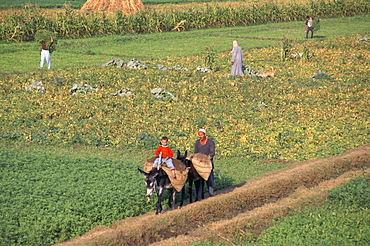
194, 129, 215, 199
305, 15, 314, 39
229, 40, 244, 76
39, 36, 54, 69
152, 136, 176, 178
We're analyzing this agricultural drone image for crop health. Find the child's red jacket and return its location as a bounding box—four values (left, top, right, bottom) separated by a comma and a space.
155, 145, 174, 158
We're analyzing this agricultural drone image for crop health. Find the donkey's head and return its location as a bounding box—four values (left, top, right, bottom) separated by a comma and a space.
177, 150, 192, 168
177, 150, 202, 181
138, 168, 158, 199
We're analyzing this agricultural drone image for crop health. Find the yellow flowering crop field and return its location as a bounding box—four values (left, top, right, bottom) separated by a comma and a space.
0, 35, 369, 161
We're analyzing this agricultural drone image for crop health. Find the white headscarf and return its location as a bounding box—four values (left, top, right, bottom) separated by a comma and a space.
231, 40, 238, 53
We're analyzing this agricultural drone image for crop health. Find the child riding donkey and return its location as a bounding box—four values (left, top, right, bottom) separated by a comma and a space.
153, 136, 176, 178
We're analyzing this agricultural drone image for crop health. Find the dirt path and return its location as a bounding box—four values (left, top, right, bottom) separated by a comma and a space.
55, 144, 370, 246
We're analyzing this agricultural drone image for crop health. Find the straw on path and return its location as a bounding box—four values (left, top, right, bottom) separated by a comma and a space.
81, 0, 144, 13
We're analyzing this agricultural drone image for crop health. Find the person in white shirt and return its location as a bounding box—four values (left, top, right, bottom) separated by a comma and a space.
305, 16, 314, 39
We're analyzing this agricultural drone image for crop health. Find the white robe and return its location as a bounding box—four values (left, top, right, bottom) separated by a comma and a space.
230, 46, 243, 76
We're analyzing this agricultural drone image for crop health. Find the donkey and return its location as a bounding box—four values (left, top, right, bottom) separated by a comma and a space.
177, 150, 204, 203
138, 166, 183, 214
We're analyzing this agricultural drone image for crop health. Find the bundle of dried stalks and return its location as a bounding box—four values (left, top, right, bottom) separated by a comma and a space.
81, 0, 144, 13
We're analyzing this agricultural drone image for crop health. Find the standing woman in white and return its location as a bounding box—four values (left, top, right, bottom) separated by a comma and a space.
229, 40, 244, 76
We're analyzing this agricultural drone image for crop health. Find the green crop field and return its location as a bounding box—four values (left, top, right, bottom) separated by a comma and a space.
256, 175, 370, 245
0, 0, 236, 8
0, 0, 369, 244
1, 30, 369, 244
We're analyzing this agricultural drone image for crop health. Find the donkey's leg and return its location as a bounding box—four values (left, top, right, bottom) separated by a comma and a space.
167, 188, 172, 208
188, 179, 193, 203
171, 188, 176, 209
201, 179, 205, 199
179, 186, 185, 208
156, 187, 163, 215
156, 199, 162, 214
194, 179, 202, 201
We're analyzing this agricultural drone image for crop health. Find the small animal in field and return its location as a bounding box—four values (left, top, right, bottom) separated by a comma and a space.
257, 67, 274, 78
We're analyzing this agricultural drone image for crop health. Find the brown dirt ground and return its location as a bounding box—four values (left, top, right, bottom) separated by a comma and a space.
55, 144, 370, 246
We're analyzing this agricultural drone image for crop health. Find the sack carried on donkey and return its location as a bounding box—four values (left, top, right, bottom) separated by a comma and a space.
143, 157, 189, 192
186, 153, 213, 181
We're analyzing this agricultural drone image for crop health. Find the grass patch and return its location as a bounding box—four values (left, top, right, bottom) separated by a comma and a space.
256, 174, 370, 245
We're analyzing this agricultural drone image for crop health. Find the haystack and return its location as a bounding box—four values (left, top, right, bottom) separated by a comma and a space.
143, 157, 189, 192
81, 0, 144, 13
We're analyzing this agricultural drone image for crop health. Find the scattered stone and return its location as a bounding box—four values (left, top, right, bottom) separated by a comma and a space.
291, 52, 303, 59
243, 65, 259, 76
102, 58, 125, 68
110, 88, 134, 97
151, 88, 178, 101
25, 79, 46, 93
356, 36, 370, 42
153, 64, 168, 71
291, 51, 312, 60
196, 66, 211, 73
70, 82, 98, 94
172, 65, 188, 71
126, 59, 147, 69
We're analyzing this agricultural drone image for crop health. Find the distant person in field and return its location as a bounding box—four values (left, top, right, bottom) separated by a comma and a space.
305, 16, 314, 39
229, 40, 244, 76
39, 36, 54, 69
194, 129, 215, 199
152, 136, 176, 178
